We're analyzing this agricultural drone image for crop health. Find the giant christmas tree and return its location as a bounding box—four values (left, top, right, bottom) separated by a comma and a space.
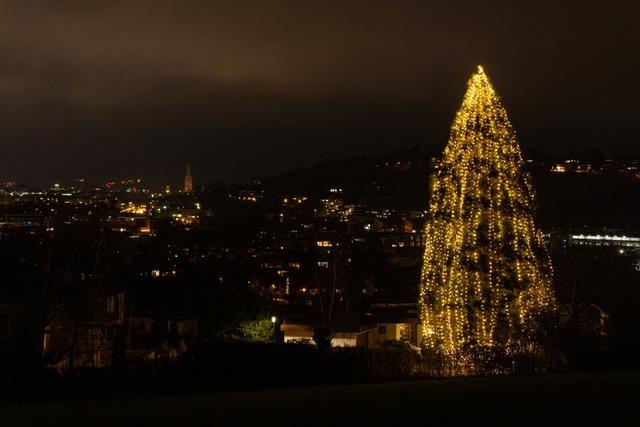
419, 66, 555, 370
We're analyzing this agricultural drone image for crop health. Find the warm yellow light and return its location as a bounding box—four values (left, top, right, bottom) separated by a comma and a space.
419, 67, 555, 373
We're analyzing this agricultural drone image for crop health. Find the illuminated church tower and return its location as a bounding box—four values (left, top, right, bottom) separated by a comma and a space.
419, 67, 555, 370
184, 163, 193, 193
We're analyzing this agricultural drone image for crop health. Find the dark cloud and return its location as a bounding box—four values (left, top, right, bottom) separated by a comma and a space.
1, 1, 639, 186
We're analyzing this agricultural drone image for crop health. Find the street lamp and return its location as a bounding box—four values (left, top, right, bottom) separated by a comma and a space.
271, 316, 281, 343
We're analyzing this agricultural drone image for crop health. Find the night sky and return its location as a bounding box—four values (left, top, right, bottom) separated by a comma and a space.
2, 1, 639, 187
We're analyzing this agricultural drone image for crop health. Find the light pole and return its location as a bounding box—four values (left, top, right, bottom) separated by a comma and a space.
271, 316, 280, 343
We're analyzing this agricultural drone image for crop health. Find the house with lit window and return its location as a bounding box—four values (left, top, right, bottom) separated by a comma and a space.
279, 302, 422, 349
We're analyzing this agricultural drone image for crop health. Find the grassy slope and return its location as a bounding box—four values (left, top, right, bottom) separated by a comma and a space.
6, 370, 638, 426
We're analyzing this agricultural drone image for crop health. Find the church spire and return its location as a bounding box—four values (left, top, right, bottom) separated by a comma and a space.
184, 162, 193, 193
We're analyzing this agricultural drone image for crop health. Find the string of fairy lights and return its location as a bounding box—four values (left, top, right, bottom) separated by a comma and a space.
419, 66, 555, 367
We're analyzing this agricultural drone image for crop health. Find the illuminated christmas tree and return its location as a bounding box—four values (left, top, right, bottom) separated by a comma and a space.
419, 66, 555, 371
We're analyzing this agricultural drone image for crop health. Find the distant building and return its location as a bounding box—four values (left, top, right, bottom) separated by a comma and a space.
184, 163, 193, 193
569, 233, 640, 249
43, 288, 198, 372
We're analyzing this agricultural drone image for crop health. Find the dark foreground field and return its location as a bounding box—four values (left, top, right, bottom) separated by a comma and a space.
5, 370, 638, 426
